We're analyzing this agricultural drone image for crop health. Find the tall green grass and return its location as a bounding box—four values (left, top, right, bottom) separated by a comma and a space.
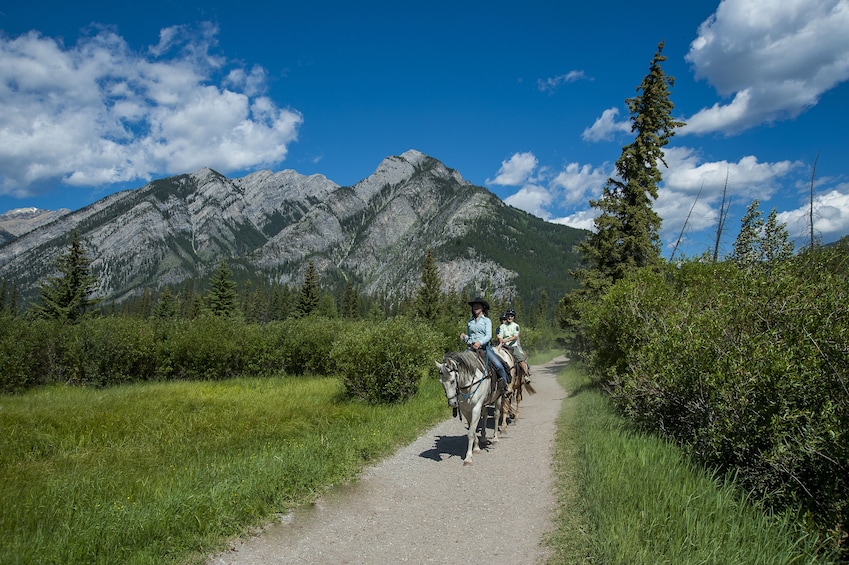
0, 375, 448, 565
546, 364, 837, 565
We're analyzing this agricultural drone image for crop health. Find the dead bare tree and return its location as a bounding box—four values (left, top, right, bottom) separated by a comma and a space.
712, 169, 732, 262
809, 151, 819, 249
670, 181, 703, 261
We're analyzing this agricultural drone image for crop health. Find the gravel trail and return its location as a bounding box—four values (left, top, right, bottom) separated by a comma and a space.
207, 356, 570, 565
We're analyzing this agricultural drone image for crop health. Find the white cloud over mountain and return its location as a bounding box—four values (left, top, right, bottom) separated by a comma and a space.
0, 23, 302, 196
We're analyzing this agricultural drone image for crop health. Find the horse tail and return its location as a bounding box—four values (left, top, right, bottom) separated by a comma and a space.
524, 381, 537, 395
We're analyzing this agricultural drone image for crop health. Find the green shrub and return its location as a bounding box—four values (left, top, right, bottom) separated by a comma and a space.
0, 315, 65, 392
332, 317, 443, 404
67, 317, 158, 385
154, 316, 250, 380
580, 246, 849, 556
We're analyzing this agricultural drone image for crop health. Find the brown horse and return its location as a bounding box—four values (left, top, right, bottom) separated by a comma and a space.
491, 344, 536, 422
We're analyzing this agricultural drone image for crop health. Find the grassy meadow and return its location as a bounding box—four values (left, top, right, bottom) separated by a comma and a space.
1, 352, 839, 564
0, 375, 448, 565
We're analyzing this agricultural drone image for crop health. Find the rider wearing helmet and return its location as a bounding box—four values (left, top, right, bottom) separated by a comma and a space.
498, 308, 531, 383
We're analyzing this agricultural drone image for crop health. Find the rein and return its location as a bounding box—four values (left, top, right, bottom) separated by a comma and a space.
456, 353, 488, 401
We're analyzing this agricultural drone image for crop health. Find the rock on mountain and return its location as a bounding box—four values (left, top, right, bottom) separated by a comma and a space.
0, 207, 72, 245
0, 150, 587, 305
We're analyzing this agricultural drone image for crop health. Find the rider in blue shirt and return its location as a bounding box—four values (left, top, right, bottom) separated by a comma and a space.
460, 297, 510, 392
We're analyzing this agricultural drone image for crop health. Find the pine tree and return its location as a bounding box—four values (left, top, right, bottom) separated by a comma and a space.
733, 201, 794, 269
206, 260, 238, 317
342, 280, 360, 319
733, 200, 765, 269
153, 288, 179, 319
415, 249, 442, 322
294, 260, 320, 318
762, 207, 794, 263
576, 42, 685, 291
31, 230, 100, 322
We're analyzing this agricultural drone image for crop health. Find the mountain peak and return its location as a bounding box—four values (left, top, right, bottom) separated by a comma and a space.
353, 150, 467, 202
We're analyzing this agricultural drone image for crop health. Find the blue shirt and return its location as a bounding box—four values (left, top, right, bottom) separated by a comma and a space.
465, 315, 492, 347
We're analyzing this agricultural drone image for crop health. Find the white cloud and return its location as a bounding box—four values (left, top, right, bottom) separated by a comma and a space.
490, 152, 611, 219
487, 152, 538, 186
778, 183, 849, 242
663, 147, 799, 201
537, 70, 587, 92
550, 162, 610, 205
504, 184, 553, 220
582, 107, 631, 142
551, 209, 598, 232
683, 0, 849, 134
0, 24, 302, 196
657, 146, 802, 251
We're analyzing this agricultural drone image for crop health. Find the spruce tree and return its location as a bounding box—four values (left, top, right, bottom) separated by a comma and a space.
342, 280, 360, 319
762, 207, 794, 263
733, 200, 765, 269
153, 288, 179, 319
31, 230, 100, 322
206, 259, 238, 317
576, 42, 685, 291
294, 260, 320, 318
733, 201, 794, 269
415, 249, 442, 322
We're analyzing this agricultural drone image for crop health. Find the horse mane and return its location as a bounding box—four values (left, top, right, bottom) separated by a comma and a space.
445, 350, 482, 375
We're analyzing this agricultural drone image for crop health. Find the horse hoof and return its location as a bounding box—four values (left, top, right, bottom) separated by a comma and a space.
463, 460, 473, 466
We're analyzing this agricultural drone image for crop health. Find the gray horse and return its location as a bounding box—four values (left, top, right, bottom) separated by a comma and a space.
435, 350, 507, 465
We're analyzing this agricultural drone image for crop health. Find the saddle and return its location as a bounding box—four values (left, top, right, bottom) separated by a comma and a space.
475, 346, 518, 394
490, 345, 518, 379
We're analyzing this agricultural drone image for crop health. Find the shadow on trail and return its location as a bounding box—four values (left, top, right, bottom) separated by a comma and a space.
419, 434, 467, 461
536, 356, 570, 375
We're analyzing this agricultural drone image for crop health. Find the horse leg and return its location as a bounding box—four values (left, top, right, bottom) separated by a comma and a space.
492, 395, 503, 443
514, 381, 522, 421
464, 404, 484, 465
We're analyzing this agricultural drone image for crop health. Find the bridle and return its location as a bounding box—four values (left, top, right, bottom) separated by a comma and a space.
442, 356, 488, 403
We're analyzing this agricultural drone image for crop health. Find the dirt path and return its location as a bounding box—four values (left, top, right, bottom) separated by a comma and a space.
207, 356, 570, 565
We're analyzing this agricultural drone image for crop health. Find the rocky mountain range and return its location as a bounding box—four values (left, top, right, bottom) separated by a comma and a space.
0, 150, 588, 307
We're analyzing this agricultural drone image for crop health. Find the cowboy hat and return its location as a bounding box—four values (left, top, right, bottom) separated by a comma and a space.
467, 296, 490, 311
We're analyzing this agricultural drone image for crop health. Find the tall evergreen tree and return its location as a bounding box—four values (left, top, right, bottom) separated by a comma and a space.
31, 230, 100, 322
341, 280, 360, 319
576, 42, 685, 291
733, 201, 794, 269
294, 260, 320, 317
733, 200, 765, 269
415, 249, 442, 322
762, 207, 795, 263
205, 260, 238, 317
153, 288, 179, 319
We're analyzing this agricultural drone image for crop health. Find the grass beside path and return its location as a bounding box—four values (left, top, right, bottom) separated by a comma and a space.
0, 375, 449, 565
545, 362, 836, 565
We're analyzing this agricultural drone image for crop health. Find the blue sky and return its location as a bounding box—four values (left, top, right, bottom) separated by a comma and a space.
1, 0, 848, 258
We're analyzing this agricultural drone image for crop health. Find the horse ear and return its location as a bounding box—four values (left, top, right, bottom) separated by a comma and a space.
435, 361, 443, 370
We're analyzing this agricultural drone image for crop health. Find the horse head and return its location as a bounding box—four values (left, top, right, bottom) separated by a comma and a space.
435, 356, 459, 408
